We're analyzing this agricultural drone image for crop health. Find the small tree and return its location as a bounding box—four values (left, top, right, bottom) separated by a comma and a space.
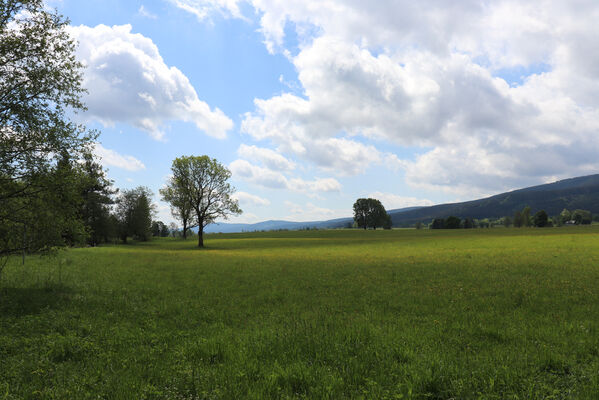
383, 214, 392, 230
166, 156, 241, 247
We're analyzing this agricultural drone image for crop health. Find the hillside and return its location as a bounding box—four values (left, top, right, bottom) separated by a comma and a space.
205, 207, 423, 233
205, 174, 599, 232
389, 174, 599, 226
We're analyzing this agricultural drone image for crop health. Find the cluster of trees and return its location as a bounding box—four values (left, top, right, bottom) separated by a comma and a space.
426, 206, 594, 230
0, 1, 187, 273
352, 198, 392, 230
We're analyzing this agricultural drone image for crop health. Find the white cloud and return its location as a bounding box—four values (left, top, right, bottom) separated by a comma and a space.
138, 5, 158, 19
175, 0, 599, 196
284, 201, 347, 222
168, 0, 244, 21
229, 159, 341, 194
69, 24, 233, 140
237, 144, 296, 171
93, 143, 145, 171
232, 191, 270, 206
367, 192, 434, 210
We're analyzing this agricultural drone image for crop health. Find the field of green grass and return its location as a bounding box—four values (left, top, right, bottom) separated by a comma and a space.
1, 227, 599, 399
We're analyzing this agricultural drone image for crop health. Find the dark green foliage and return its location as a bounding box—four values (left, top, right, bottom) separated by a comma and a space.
513, 210, 523, 228
353, 198, 388, 230
114, 187, 154, 243
383, 213, 392, 230
463, 218, 474, 229
444, 216, 461, 229
572, 209, 592, 225
0, 0, 96, 262
534, 210, 549, 227
430, 218, 444, 229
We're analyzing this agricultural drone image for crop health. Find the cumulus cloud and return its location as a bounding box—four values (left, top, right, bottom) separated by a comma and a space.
177, 0, 599, 196
69, 24, 233, 140
237, 144, 296, 171
229, 159, 341, 193
93, 143, 145, 171
232, 191, 271, 206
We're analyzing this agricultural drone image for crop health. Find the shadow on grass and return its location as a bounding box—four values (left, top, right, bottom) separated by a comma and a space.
0, 284, 72, 317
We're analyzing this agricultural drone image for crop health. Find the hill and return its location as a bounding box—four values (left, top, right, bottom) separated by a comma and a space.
389, 174, 599, 226
205, 207, 422, 233
205, 174, 599, 232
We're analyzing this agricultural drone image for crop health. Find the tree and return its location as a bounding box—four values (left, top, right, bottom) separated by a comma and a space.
513, 210, 523, 228
160, 163, 197, 239
522, 206, 531, 227
533, 210, 548, 227
1, 0, 95, 264
383, 213, 392, 230
353, 198, 388, 230
114, 187, 154, 243
165, 156, 241, 247
572, 209, 592, 225
503, 216, 512, 228
560, 208, 572, 225
445, 216, 461, 229
430, 218, 444, 229
463, 218, 474, 229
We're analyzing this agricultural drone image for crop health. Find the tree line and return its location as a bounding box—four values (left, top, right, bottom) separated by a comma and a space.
426, 206, 593, 229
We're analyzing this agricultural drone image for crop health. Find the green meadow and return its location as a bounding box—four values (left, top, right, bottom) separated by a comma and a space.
1, 227, 599, 399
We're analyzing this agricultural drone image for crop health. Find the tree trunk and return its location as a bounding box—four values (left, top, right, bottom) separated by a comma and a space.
198, 225, 204, 247
182, 219, 187, 239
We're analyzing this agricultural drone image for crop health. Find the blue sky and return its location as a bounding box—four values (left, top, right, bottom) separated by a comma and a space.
49, 0, 599, 224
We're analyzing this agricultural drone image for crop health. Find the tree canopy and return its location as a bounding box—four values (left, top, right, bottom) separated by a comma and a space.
1, 0, 95, 267
162, 156, 241, 247
353, 198, 389, 230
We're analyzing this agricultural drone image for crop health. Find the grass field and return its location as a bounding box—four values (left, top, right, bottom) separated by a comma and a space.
1, 227, 599, 399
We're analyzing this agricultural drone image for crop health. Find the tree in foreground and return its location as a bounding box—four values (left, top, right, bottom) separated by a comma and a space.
353, 198, 388, 230
164, 156, 241, 247
1, 0, 95, 267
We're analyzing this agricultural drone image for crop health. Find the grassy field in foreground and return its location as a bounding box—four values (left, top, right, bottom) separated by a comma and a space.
1, 227, 599, 399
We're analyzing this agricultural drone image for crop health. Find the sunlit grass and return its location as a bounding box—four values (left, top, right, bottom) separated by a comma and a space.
1, 227, 599, 398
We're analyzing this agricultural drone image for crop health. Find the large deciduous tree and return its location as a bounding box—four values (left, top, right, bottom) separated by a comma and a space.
1, 0, 95, 265
159, 160, 196, 239
353, 198, 388, 230
163, 156, 241, 247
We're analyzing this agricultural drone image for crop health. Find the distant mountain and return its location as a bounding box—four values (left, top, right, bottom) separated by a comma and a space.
205, 174, 599, 233
389, 174, 599, 226
205, 206, 423, 233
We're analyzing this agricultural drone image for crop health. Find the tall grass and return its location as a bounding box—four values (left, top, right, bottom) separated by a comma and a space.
1, 227, 599, 398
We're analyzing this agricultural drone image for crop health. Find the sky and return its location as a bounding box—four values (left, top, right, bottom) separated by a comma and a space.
47, 0, 599, 225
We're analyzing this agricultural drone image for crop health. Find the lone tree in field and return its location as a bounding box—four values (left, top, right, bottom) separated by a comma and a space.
353, 198, 388, 230
163, 156, 241, 247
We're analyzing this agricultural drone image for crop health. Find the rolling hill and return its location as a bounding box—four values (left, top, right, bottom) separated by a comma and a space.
205, 174, 599, 232
389, 174, 599, 226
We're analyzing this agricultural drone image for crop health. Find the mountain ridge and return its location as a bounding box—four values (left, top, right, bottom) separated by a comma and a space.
205, 174, 599, 233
